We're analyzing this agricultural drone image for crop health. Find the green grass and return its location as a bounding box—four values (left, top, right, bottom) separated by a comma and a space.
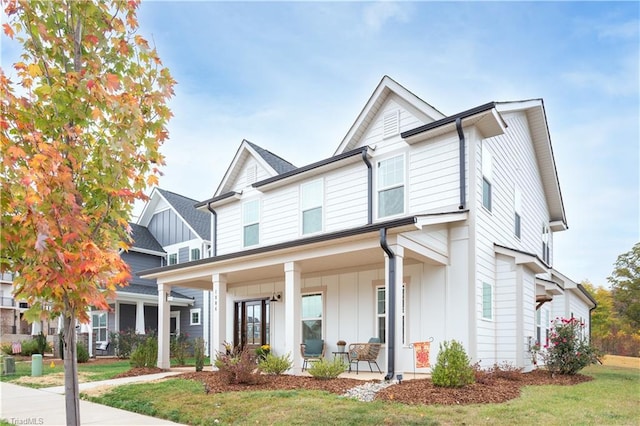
0, 358, 131, 387
84, 364, 640, 425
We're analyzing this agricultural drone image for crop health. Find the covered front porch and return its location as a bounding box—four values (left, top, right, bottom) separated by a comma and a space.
144, 214, 469, 376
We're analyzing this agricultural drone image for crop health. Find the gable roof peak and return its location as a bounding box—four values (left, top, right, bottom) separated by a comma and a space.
242, 139, 297, 175
334, 75, 447, 155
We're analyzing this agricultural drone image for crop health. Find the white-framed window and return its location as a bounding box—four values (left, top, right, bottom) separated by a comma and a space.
190, 308, 201, 326
301, 293, 323, 341
482, 143, 493, 212
243, 199, 260, 247
92, 311, 108, 342
542, 224, 550, 264
375, 283, 407, 345
482, 282, 493, 320
377, 155, 405, 218
301, 179, 323, 235
168, 253, 178, 265
191, 248, 201, 261
514, 186, 522, 239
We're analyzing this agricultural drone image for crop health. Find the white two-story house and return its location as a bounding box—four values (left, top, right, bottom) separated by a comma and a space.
142, 76, 595, 376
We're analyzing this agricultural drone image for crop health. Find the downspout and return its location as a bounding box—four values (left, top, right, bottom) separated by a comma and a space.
206, 201, 217, 257
362, 149, 373, 224
379, 228, 395, 381
588, 304, 597, 343
455, 117, 466, 210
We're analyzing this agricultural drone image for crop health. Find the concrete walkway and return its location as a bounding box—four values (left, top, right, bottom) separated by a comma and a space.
1, 371, 185, 425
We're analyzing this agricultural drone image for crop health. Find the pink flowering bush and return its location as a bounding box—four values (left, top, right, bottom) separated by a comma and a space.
536, 317, 600, 375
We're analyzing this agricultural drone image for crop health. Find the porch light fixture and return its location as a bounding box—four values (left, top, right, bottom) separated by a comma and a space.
269, 292, 282, 302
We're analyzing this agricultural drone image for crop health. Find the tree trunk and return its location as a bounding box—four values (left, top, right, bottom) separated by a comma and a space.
63, 311, 80, 426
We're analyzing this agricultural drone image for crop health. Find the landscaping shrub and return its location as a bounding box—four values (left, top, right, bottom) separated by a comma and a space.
214, 346, 261, 384
535, 317, 600, 375
130, 335, 158, 368
76, 343, 89, 363
110, 329, 146, 359
0, 343, 12, 355
18, 339, 41, 356
35, 332, 49, 355
194, 337, 205, 372
431, 340, 475, 388
170, 333, 191, 366
259, 352, 292, 375
307, 357, 346, 380
254, 344, 270, 362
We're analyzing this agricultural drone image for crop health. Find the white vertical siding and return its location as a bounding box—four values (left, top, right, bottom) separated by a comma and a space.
522, 271, 537, 371
495, 255, 517, 365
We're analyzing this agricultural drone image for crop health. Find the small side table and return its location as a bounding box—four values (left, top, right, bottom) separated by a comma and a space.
332, 351, 348, 363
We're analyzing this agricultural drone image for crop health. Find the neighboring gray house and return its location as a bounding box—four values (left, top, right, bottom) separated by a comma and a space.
91, 188, 212, 355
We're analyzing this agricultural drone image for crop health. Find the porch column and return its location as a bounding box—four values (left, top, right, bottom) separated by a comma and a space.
157, 282, 171, 369
135, 300, 145, 334
391, 244, 405, 376
212, 274, 227, 357
284, 262, 301, 372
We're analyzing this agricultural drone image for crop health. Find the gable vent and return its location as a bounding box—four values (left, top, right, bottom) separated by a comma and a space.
383, 110, 400, 138
246, 164, 257, 185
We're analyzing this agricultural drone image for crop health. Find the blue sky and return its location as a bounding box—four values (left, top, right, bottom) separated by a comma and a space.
2, 1, 638, 289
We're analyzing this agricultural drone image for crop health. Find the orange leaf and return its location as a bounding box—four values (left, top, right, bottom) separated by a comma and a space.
84, 34, 98, 45
105, 73, 120, 92
3, 23, 14, 39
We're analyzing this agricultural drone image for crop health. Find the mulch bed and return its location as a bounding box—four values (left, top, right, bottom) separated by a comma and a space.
169, 368, 592, 405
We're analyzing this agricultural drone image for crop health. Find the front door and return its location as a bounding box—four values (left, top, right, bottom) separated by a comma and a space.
234, 299, 270, 352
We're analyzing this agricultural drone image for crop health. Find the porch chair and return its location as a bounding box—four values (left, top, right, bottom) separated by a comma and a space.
95, 341, 109, 356
300, 339, 325, 371
348, 337, 382, 374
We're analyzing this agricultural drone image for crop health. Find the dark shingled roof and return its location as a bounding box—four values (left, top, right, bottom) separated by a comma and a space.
130, 223, 165, 253
117, 283, 191, 300
156, 188, 211, 240
245, 140, 297, 175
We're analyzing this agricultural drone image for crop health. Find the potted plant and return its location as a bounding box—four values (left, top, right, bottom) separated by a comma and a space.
336, 340, 346, 352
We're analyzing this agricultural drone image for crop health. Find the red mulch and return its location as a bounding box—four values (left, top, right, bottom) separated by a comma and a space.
172, 368, 592, 405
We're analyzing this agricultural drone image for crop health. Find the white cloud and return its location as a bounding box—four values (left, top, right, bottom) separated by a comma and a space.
362, 1, 409, 32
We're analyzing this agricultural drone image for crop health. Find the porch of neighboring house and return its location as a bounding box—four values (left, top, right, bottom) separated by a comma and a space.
150, 217, 464, 376
91, 284, 194, 357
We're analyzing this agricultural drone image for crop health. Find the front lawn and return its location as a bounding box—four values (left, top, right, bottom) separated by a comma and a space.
1, 358, 130, 388
84, 363, 640, 425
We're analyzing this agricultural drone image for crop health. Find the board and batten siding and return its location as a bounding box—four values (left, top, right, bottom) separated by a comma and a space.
149, 208, 197, 246
493, 255, 517, 365
225, 261, 447, 373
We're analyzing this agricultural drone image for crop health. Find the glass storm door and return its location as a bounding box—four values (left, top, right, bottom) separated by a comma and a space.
234, 299, 270, 352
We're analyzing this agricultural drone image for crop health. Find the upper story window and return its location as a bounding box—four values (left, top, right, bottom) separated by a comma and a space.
542, 224, 550, 264
243, 199, 260, 247
301, 180, 323, 235
482, 143, 493, 212
168, 253, 178, 265
514, 186, 522, 239
191, 248, 200, 261
377, 155, 405, 218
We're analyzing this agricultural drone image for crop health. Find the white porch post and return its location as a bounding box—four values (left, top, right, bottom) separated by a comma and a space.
392, 244, 405, 375
135, 301, 146, 334
284, 262, 301, 372
212, 274, 227, 357
157, 283, 171, 369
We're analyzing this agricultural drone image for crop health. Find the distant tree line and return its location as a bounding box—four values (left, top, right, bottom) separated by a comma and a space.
585, 242, 640, 357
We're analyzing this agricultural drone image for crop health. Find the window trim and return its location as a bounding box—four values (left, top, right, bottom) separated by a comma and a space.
92, 311, 108, 343
481, 282, 493, 321
300, 179, 324, 235
301, 292, 324, 341
376, 154, 406, 219
242, 199, 260, 247
190, 247, 201, 261
374, 280, 408, 345
168, 253, 178, 266
190, 308, 201, 326
514, 186, 522, 239
481, 144, 493, 212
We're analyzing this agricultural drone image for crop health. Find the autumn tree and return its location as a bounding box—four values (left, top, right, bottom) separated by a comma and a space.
1, 1, 174, 424
608, 243, 640, 330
